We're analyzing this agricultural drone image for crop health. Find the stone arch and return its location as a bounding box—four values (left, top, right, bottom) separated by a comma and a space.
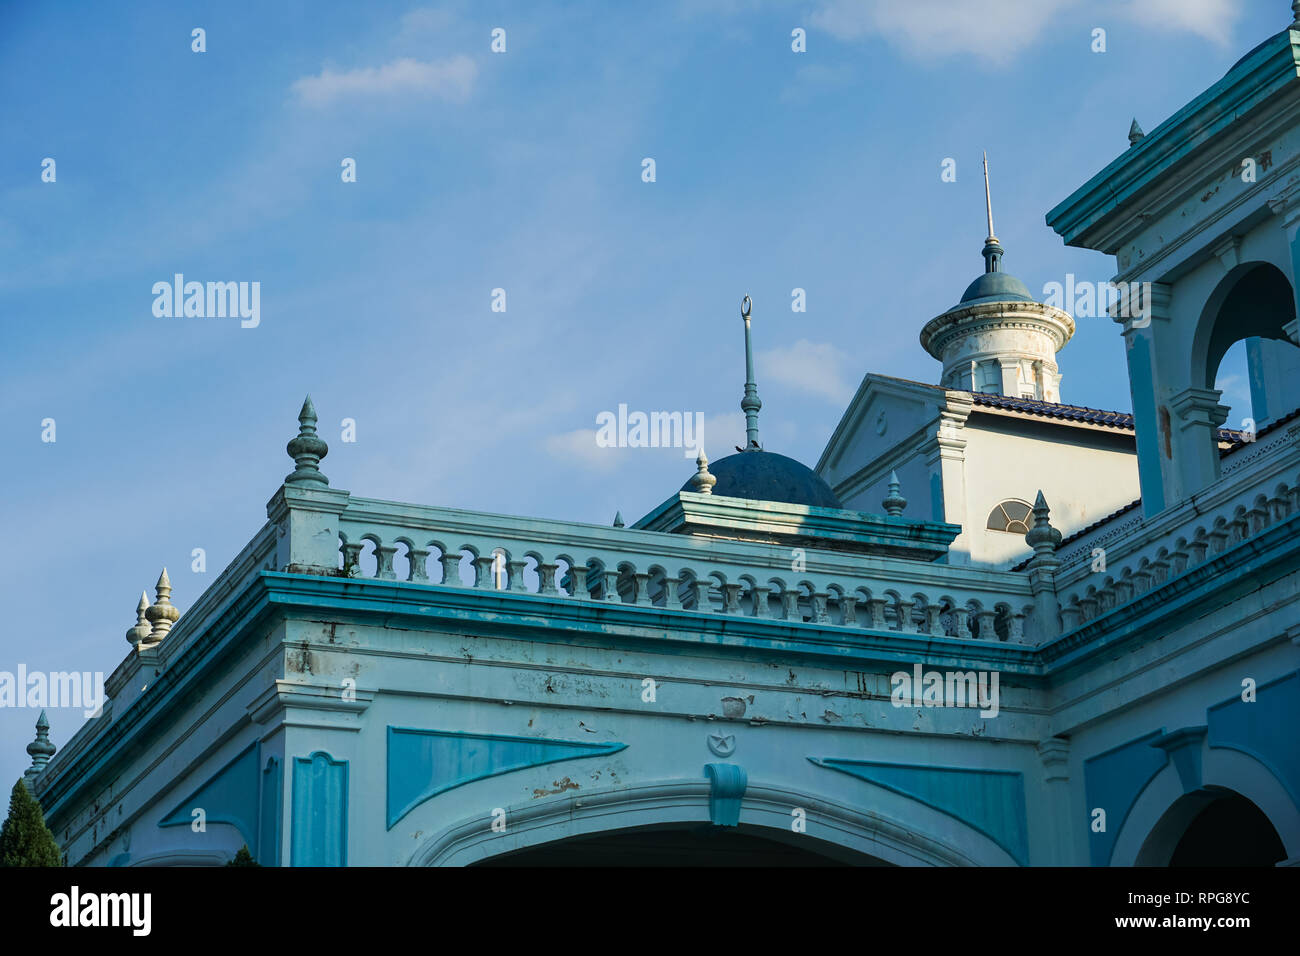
1110, 747, 1300, 866
405, 778, 1008, 867
1192, 261, 1297, 392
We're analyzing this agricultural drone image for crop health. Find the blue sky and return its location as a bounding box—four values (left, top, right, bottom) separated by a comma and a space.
0, 0, 1282, 790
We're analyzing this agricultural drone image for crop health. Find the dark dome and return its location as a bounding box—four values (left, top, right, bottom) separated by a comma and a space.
956, 270, 1035, 307
684, 450, 843, 509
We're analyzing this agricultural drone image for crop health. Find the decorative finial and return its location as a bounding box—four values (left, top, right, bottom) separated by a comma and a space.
739, 296, 762, 452
613, 511, 625, 528
1025, 490, 1062, 555
1292, 0, 1300, 26
24, 710, 56, 786
882, 470, 907, 517
285, 395, 330, 486
143, 568, 180, 646
689, 448, 717, 494
1128, 118, 1145, 147
126, 590, 152, 648
981, 152, 1003, 274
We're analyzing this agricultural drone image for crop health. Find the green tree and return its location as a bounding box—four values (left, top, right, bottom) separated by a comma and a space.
0, 779, 61, 867
225, 845, 261, 866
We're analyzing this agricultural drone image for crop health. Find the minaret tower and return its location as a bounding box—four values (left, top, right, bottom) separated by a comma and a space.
919, 154, 1075, 402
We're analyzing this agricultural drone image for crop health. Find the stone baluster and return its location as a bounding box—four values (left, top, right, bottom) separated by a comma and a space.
750, 584, 770, 618
812, 591, 831, 624
471, 554, 496, 589
568, 564, 590, 599
342, 540, 364, 575
1248, 501, 1270, 534
1230, 512, 1250, 544
375, 542, 397, 580
634, 572, 653, 606
695, 577, 715, 613
1207, 525, 1230, 555
975, 608, 996, 639
1149, 557, 1170, 587
507, 559, 528, 592
603, 569, 623, 603
954, 607, 971, 639
723, 583, 743, 615
538, 562, 559, 596
780, 589, 799, 621
409, 546, 430, 582
868, 598, 888, 630
840, 595, 858, 625
662, 574, 683, 610
909, 598, 930, 634
439, 550, 463, 586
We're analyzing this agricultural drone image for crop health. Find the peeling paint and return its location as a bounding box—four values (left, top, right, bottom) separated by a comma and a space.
532, 776, 580, 798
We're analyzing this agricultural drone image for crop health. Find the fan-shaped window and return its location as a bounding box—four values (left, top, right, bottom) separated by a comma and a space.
987, 499, 1035, 534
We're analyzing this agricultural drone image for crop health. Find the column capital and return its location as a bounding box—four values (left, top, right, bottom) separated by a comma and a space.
1037, 737, 1070, 782
1112, 280, 1170, 335
1169, 386, 1230, 432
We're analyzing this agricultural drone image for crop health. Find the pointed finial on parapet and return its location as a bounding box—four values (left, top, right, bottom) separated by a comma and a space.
143, 568, 180, 647
882, 471, 907, 517
689, 448, 717, 494
1128, 118, 1145, 147
126, 590, 152, 648
739, 296, 763, 452
24, 710, 56, 787
1025, 490, 1063, 556
285, 395, 330, 486
613, 511, 625, 528
1292, 0, 1300, 26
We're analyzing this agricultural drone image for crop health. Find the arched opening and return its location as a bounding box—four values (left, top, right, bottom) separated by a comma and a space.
1138, 788, 1286, 867
469, 823, 889, 866
1196, 262, 1300, 431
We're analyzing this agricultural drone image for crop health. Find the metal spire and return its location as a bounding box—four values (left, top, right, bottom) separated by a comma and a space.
983, 151, 996, 241
739, 295, 762, 451
981, 152, 1004, 274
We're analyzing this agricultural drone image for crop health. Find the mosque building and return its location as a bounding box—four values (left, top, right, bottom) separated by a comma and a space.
21, 5, 1300, 866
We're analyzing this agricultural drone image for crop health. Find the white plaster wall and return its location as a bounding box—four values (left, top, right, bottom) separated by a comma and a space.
958, 418, 1140, 568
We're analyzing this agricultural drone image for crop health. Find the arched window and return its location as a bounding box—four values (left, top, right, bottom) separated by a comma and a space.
987, 499, 1035, 534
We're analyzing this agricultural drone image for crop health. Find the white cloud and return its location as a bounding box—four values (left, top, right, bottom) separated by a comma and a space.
544, 428, 624, 472
1117, 0, 1239, 45
806, 0, 1241, 64
757, 340, 856, 405
292, 55, 477, 107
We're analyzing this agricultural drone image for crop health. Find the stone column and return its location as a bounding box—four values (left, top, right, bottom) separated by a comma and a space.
1115, 282, 1172, 516
1168, 386, 1230, 495
1037, 737, 1074, 865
